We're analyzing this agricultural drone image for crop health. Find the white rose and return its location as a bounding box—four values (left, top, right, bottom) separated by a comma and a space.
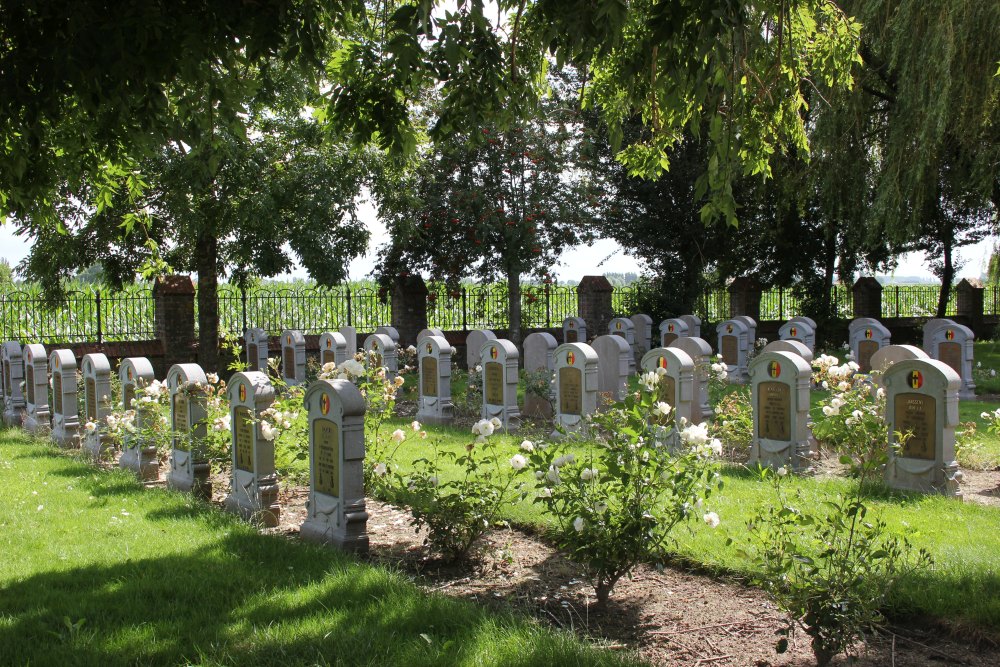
391, 429, 406, 443
410, 420, 421, 431
207, 373, 219, 384
509, 454, 527, 470
520, 440, 535, 452
573, 517, 585, 532
374, 462, 388, 477
260, 421, 276, 441
489, 417, 502, 429
776, 466, 788, 477
703, 512, 721, 528
652, 401, 672, 417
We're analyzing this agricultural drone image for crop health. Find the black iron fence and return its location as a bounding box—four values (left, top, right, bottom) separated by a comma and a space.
0, 287, 156, 344
426, 283, 579, 330
217, 284, 392, 336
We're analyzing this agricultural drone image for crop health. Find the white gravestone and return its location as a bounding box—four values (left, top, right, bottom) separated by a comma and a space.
523, 332, 558, 418
592, 334, 632, 402
416, 335, 455, 425
659, 318, 689, 347
668, 336, 715, 423
848, 318, 892, 374
631, 314, 654, 362
1, 341, 25, 426
340, 326, 358, 357
375, 326, 401, 346
921, 319, 953, 351
717, 318, 751, 383
552, 343, 599, 438
300, 379, 369, 553
224, 371, 280, 527
641, 347, 695, 430
762, 339, 814, 364
49, 350, 80, 448
280, 329, 307, 386
562, 316, 587, 344
481, 339, 520, 430
778, 319, 816, 353
884, 358, 962, 497
22, 344, 50, 435
789, 315, 817, 329
870, 345, 929, 391
749, 350, 813, 472
733, 315, 757, 346
417, 328, 445, 343
118, 357, 159, 481
466, 329, 496, 369
363, 333, 398, 382
680, 314, 702, 339
80, 353, 113, 459
319, 331, 349, 368
608, 318, 637, 374
166, 363, 211, 499
245, 327, 269, 373
923, 321, 975, 400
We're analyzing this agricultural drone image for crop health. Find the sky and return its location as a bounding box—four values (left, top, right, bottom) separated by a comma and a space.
0, 205, 993, 284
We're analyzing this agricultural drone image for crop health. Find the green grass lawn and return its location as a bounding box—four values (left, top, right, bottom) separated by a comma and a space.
0, 429, 644, 667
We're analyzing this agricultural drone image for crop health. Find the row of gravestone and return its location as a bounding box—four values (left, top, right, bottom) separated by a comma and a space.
1, 342, 373, 553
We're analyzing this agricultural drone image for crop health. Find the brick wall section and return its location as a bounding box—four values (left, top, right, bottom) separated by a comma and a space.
852, 277, 882, 318
153, 275, 197, 371
957, 278, 984, 330
392, 276, 429, 348
728, 277, 761, 320
577, 275, 614, 340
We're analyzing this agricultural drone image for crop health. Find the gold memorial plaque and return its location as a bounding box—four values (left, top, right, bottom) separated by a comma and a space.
26, 366, 34, 404
758, 381, 791, 441
123, 385, 135, 411
86, 378, 97, 420
559, 367, 583, 415
322, 349, 334, 365
53, 374, 62, 413
485, 361, 504, 405
173, 392, 189, 432
234, 406, 254, 472
659, 375, 676, 422
247, 343, 259, 371
721, 335, 738, 365
421, 356, 438, 397
938, 342, 962, 376
662, 333, 677, 346
895, 393, 936, 460
565, 329, 578, 344
283, 346, 296, 379
857, 340, 879, 373
313, 417, 340, 497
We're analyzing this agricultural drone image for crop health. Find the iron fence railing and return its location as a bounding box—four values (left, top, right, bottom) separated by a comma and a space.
881, 284, 956, 318
0, 287, 155, 344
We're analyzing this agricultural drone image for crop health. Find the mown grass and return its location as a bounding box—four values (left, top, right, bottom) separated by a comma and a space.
0, 428, 645, 667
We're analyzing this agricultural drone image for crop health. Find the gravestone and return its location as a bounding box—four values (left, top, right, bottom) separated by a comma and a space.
280, 329, 307, 386
481, 339, 520, 430
717, 318, 751, 383
363, 333, 398, 381
870, 344, 929, 374
1, 341, 25, 426
668, 336, 715, 423
523, 332, 558, 418
340, 326, 358, 357
778, 319, 816, 353
733, 315, 757, 346
562, 316, 587, 344
416, 335, 454, 425
417, 327, 445, 343
224, 371, 280, 526
884, 358, 962, 497
789, 316, 817, 330
680, 314, 702, 339
245, 327, 269, 373
300, 379, 369, 552
552, 343, 599, 437
640, 347, 695, 428
466, 329, 496, 369
118, 357, 159, 481
659, 318, 689, 347
848, 318, 891, 373
592, 334, 632, 401
921, 319, 953, 350
761, 339, 814, 364
375, 326, 400, 346
80, 353, 113, 459
318, 331, 349, 367
749, 350, 813, 471
608, 317, 637, 374
165, 363, 211, 499
923, 321, 975, 400
630, 314, 654, 362
49, 349, 80, 448
22, 344, 50, 435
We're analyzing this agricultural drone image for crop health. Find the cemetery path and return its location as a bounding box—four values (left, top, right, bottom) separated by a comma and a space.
254, 482, 1000, 667
957, 468, 1000, 507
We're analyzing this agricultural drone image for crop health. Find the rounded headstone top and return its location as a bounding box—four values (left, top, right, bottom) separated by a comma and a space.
883, 358, 960, 392
319, 331, 347, 348
592, 333, 631, 353
668, 336, 712, 358
748, 349, 811, 380
228, 371, 275, 407
761, 339, 814, 363
870, 344, 929, 375
280, 329, 306, 345
120, 357, 155, 380
718, 319, 749, 335
788, 316, 817, 330
555, 342, 599, 364
23, 343, 47, 364
524, 332, 558, 347
305, 378, 367, 417
167, 362, 208, 385
641, 346, 694, 373
481, 338, 519, 360
1, 340, 22, 356
364, 333, 396, 351
49, 349, 77, 371
420, 335, 454, 355
82, 352, 111, 374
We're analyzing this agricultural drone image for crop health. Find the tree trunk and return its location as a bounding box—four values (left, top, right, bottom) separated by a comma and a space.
507, 266, 522, 346
821, 220, 837, 320
196, 229, 220, 372
937, 223, 954, 318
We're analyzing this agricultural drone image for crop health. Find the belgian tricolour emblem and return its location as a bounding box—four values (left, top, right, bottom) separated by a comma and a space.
909, 370, 924, 389
768, 361, 781, 378
320, 393, 330, 415
239, 383, 246, 402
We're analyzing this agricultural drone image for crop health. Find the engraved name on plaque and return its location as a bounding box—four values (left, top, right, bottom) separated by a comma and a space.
758, 382, 791, 441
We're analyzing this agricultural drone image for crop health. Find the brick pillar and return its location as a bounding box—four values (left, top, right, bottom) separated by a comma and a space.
728, 277, 761, 321
391, 275, 428, 347
852, 277, 882, 318
577, 276, 614, 341
153, 275, 197, 372
956, 278, 984, 329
